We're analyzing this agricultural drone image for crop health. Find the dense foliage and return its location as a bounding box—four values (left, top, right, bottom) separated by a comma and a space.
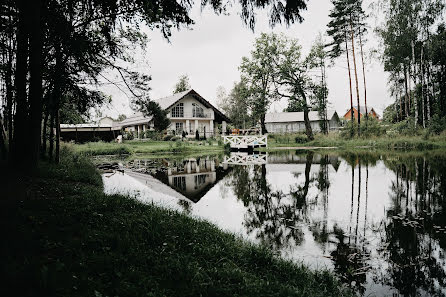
378, 0, 446, 132
0, 0, 309, 170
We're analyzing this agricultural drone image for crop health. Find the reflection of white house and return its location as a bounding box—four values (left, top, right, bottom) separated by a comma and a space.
167, 158, 217, 201
120, 89, 230, 138
265, 110, 340, 133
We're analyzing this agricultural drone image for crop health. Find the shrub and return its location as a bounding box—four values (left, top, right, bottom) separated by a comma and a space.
144, 130, 161, 140
360, 118, 386, 137
429, 114, 446, 135
294, 134, 308, 144
195, 130, 200, 140
123, 131, 135, 140
163, 135, 173, 141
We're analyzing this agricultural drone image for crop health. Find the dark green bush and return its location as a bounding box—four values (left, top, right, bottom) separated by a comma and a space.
163, 135, 174, 141
429, 114, 446, 135
295, 134, 308, 143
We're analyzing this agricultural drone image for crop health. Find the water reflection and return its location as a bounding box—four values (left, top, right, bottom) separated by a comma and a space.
125, 156, 231, 202
101, 151, 446, 296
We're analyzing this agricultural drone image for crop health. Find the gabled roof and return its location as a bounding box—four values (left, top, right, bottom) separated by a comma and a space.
346, 106, 379, 117
265, 110, 338, 123
119, 112, 153, 127
155, 89, 231, 122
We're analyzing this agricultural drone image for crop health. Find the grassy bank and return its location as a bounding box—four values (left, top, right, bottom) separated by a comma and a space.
71, 139, 224, 156
0, 148, 352, 297
265, 132, 446, 151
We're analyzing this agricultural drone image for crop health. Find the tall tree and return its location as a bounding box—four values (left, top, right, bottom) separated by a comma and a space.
327, 0, 355, 135
173, 74, 191, 94
240, 33, 279, 134
271, 33, 317, 140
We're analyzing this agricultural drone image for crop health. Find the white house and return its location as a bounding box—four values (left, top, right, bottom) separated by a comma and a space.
120, 89, 230, 138
265, 110, 340, 133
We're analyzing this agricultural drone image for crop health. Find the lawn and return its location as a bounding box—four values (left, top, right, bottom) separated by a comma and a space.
265, 132, 446, 151
71, 139, 225, 156
0, 147, 352, 297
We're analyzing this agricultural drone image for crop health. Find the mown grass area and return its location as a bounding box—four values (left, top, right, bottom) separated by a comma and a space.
0, 148, 352, 297
265, 132, 446, 151
71, 139, 224, 156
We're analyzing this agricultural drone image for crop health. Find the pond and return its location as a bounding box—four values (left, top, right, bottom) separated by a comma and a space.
98, 150, 446, 296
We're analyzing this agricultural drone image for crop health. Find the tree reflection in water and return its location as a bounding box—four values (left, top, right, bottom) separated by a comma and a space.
227, 151, 446, 296
228, 152, 316, 250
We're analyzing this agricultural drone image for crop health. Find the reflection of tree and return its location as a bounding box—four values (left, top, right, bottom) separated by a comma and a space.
330, 225, 369, 295
229, 153, 317, 250
380, 154, 446, 296
328, 158, 370, 294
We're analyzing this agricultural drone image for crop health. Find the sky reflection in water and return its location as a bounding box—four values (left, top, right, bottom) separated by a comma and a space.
102, 151, 446, 296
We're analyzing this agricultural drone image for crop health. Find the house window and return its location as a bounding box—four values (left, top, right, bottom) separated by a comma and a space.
173, 176, 186, 191
171, 103, 184, 117
194, 174, 207, 189
175, 122, 184, 135
192, 103, 204, 118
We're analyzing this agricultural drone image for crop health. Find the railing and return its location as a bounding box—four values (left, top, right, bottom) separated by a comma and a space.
170, 112, 212, 119
223, 153, 267, 165
223, 135, 268, 148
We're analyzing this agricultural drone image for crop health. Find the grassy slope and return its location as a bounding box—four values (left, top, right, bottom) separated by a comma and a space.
0, 149, 352, 297
266, 133, 446, 150
72, 140, 224, 156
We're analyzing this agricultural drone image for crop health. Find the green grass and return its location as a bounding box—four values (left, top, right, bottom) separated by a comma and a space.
265, 132, 446, 151
71, 139, 224, 156
0, 148, 352, 297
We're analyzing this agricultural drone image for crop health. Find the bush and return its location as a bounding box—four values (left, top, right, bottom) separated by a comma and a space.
391, 118, 419, 136
360, 118, 386, 137
123, 131, 135, 140
429, 114, 446, 135
294, 134, 308, 144
144, 130, 162, 140
163, 135, 174, 141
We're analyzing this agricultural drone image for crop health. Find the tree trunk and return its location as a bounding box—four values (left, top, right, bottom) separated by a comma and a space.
28, 0, 44, 168
426, 61, 432, 124
260, 114, 267, 135
0, 116, 7, 160
41, 108, 48, 158
359, 33, 368, 122
55, 108, 60, 164
420, 45, 425, 128
12, 0, 30, 166
345, 31, 354, 136
300, 90, 314, 140
350, 18, 361, 136
5, 42, 14, 153
411, 40, 417, 128
49, 113, 54, 162
403, 64, 409, 118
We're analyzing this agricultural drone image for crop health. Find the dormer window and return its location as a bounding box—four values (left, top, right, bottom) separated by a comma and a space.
171, 103, 184, 117
192, 103, 204, 118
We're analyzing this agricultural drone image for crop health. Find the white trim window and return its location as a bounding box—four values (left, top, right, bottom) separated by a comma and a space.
192, 103, 204, 118
175, 122, 184, 135
171, 103, 184, 118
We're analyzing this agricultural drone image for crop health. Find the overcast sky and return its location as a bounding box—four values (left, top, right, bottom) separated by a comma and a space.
100, 0, 391, 119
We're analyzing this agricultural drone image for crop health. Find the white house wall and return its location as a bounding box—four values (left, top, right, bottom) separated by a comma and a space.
266, 120, 339, 134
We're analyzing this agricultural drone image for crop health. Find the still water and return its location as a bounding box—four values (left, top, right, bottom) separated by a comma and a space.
99, 151, 446, 296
